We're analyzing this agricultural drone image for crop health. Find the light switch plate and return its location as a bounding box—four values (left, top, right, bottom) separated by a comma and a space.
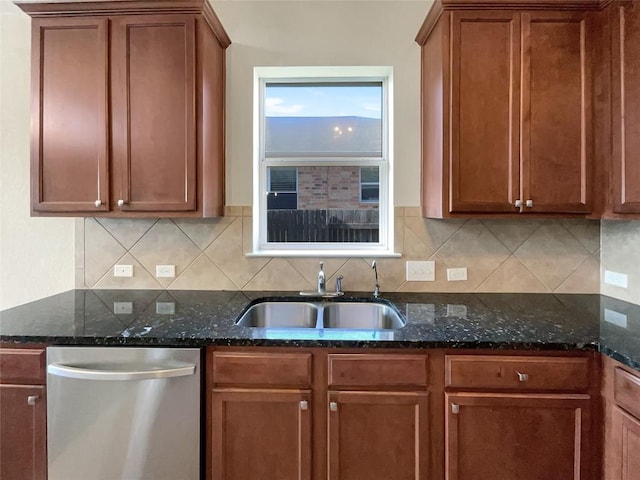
406, 261, 435, 281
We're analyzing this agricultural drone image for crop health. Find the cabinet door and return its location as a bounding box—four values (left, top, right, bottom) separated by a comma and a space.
0, 385, 46, 480
327, 391, 429, 480
611, 3, 640, 214
211, 389, 312, 480
521, 12, 592, 214
31, 18, 109, 213
610, 407, 640, 480
111, 15, 197, 212
445, 392, 592, 480
449, 11, 521, 213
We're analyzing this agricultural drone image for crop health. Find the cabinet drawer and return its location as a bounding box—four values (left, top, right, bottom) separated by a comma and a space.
614, 367, 640, 419
0, 348, 46, 384
212, 352, 312, 388
328, 354, 429, 388
446, 355, 589, 391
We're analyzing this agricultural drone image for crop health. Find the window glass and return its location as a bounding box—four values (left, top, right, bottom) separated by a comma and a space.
265, 83, 382, 157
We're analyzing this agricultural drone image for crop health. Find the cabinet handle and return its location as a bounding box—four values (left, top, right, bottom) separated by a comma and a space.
516, 371, 529, 382
27, 395, 39, 406
514, 199, 522, 208
451, 403, 460, 414
330, 401, 338, 412
94, 200, 102, 208
525, 199, 533, 208
300, 400, 308, 411
117, 199, 126, 207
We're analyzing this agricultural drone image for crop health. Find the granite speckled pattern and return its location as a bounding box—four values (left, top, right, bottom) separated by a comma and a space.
1, 290, 638, 370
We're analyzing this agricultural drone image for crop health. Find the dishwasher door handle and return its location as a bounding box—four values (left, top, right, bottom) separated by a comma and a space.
48, 363, 196, 381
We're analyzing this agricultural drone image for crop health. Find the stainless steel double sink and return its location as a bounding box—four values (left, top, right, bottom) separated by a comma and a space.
236, 299, 406, 331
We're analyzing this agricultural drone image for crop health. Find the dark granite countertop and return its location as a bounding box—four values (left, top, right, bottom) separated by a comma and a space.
1, 290, 639, 370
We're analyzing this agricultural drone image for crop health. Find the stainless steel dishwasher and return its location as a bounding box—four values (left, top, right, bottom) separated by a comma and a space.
47, 346, 201, 480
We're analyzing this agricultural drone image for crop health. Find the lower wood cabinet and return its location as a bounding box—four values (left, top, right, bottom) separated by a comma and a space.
211, 390, 312, 480
445, 392, 591, 480
208, 349, 601, 480
603, 356, 640, 480
208, 349, 431, 480
445, 354, 595, 480
0, 348, 46, 480
610, 407, 640, 480
327, 391, 429, 480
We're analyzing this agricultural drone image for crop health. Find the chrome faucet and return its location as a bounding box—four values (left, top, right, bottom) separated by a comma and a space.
371, 261, 380, 297
317, 262, 326, 295
335, 275, 344, 295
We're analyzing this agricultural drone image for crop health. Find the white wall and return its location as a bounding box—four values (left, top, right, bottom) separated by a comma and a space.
213, 0, 429, 207
0, 0, 75, 310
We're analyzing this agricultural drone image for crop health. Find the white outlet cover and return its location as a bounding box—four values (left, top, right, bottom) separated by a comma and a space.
156, 265, 176, 278
447, 267, 468, 281
114, 265, 134, 277
604, 270, 628, 289
406, 260, 435, 282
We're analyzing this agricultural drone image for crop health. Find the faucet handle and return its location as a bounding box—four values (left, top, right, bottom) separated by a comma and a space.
335, 275, 344, 294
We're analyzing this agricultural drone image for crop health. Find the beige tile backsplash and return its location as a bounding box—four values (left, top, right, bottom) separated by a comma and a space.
601, 220, 640, 305
76, 208, 601, 294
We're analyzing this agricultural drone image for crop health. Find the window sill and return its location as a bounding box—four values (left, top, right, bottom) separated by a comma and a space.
246, 250, 402, 258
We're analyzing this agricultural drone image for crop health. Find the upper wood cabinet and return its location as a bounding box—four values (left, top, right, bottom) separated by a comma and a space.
416, 2, 596, 218
610, 1, 640, 215
18, 0, 230, 217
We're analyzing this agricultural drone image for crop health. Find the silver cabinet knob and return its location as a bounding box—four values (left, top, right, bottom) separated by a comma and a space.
27, 395, 39, 406
300, 400, 308, 411
525, 199, 533, 208
330, 401, 338, 412
94, 200, 102, 207
451, 403, 460, 414
515, 199, 522, 208
516, 372, 529, 382
117, 199, 125, 207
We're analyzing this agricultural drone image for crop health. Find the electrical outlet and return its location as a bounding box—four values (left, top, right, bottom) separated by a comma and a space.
604, 270, 628, 288
156, 265, 176, 278
447, 267, 467, 281
406, 260, 435, 281
114, 265, 134, 277
113, 302, 133, 314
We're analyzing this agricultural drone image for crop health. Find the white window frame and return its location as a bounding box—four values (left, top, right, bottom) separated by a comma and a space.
251, 66, 396, 257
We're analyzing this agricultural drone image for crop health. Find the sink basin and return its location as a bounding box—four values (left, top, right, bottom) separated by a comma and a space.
235, 299, 405, 330
322, 302, 406, 330
236, 302, 319, 328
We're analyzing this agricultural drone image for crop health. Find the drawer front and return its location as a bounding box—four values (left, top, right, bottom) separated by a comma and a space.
614, 367, 640, 419
0, 348, 46, 385
446, 355, 589, 391
328, 354, 429, 388
212, 352, 312, 388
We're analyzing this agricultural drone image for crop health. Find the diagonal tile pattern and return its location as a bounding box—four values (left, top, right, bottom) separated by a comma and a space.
77, 208, 601, 295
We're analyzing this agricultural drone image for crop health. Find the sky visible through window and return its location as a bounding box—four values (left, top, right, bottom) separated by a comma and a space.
265, 84, 382, 119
